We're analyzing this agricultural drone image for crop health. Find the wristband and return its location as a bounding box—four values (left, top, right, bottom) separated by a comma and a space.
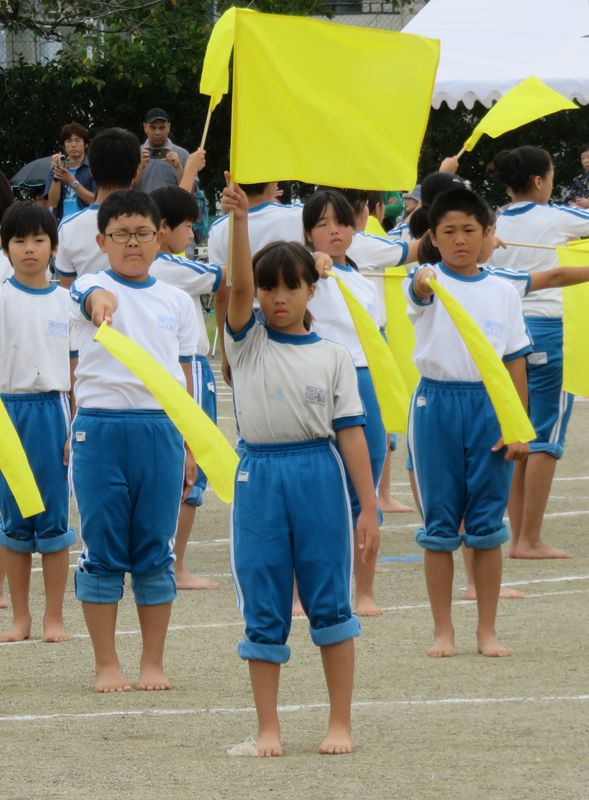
72, 180, 80, 189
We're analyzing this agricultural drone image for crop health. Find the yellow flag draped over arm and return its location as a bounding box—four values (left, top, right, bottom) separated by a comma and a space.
93, 324, 238, 504
199, 7, 236, 112
0, 399, 44, 518
463, 76, 578, 153
428, 280, 535, 444
330, 273, 409, 433
384, 267, 420, 395
229, 9, 439, 190
560, 243, 589, 396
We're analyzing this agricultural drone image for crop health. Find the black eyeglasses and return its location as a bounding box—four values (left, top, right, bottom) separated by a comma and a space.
104, 229, 158, 244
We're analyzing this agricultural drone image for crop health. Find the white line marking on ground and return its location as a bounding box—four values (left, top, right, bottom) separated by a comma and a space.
1, 694, 587, 725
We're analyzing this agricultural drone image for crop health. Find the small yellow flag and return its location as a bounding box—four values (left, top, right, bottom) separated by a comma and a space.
463, 76, 578, 153
0, 399, 45, 518
428, 280, 535, 444
94, 324, 239, 504
384, 267, 420, 395
331, 273, 410, 433
560, 243, 589, 396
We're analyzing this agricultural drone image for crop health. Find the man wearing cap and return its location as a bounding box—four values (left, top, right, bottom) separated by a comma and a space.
135, 108, 189, 192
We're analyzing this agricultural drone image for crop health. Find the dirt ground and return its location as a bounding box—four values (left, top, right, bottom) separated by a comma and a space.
1, 359, 588, 800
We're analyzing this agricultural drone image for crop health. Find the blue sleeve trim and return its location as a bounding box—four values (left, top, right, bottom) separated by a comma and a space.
225, 312, 256, 342
178, 355, 193, 363
503, 345, 533, 362
55, 267, 77, 278
72, 285, 102, 321
396, 240, 409, 266
69, 350, 79, 359
211, 265, 223, 293
333, 414, 366, 430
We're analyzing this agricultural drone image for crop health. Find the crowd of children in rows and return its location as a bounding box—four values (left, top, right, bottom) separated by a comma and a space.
1, 124, 589, 757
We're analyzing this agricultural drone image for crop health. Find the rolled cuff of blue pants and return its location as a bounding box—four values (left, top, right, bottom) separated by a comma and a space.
529, 441, 563, 459
0, 528, 36, 553
37, 527, 77, 554
237, 639, 291, 664
75, 570, 124, 603
131, 566, 176, 605
310, 615, 361, 647
463, 524, 510, 550
184, 483, 205, 507
416, 527, 462, 552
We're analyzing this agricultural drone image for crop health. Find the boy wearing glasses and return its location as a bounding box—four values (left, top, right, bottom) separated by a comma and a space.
69, 190, 198, 692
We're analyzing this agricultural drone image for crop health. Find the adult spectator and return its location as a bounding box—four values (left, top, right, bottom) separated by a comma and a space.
563, 143, 589, 208
44, 122, 96, 222
135, 108, 189, 192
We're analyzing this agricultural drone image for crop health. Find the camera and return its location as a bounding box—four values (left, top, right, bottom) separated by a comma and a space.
149, 148, 168, 159
56, 154, 67, 168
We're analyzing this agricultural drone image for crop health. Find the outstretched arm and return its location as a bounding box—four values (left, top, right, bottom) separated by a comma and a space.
530, 265, 589, 291
222, 175, 254, 334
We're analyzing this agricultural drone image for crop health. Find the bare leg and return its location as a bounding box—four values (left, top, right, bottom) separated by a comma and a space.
377, 447, 414, 513
0, 550, 32, 641
472, 547, 511, 657
319, 639, 354, 754
41, 548, 71, 642
249, 660, 283, 756
462, 543, 525, 600
174, 504, 219, 590
354, 534, 382, 617
507, 459, 525, 555
424, 550, 455, 657
292, 576, 305, 618
0, 546, 8, 609
511, 453, 570, 558
136, 601, 173, 690
82, 601, 131, 692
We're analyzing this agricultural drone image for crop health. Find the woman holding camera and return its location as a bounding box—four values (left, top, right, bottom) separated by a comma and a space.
45, 122, 97, 222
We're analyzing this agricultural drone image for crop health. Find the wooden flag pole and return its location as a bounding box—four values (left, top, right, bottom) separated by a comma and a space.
200, 107, 213, 150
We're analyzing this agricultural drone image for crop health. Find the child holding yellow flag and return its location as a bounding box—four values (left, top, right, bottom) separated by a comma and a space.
0, 203, 76, 643
69, 190, 198, 692
404, 188, 531, 658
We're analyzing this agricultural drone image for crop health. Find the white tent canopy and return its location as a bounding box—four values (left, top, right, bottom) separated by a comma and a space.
403, 0, 589, 109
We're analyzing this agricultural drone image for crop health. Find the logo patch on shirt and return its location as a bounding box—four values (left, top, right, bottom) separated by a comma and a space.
305, 385, 327, 406
207, 382, 216, 393
416, 396, 427, 407
47, 320, 68, 338
482, 319, 504, 339
75, 431, 86, 442
157, 314, 177, 331
237, 471, 249, 482
527, 351, 548, 365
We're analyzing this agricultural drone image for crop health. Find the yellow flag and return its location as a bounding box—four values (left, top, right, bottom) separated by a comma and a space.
331, 273, 409, 433
560, 244, 589, 396
199, 7, 237, 112
428, 280, 535, 444
94, 324, 239, 504
384, 268, 420, 395
0, 399, 45, 518
463, 76, 578, 152
202, 8, 439, 190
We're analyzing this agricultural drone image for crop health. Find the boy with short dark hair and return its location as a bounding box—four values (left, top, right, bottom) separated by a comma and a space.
404, 188, 531, 659
0, 202, 76, 643
69, 189, 198, 692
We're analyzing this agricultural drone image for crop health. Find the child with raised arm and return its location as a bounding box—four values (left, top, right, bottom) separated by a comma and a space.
69, 190, 198, 692
0, 202, 76, 643
222, 179, 379, 757
404, 188, 531, 658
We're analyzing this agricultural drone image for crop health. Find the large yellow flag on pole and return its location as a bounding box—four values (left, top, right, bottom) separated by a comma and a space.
462, 76, 578, 153
201, 8, 440, 190
560, 241, 589, 396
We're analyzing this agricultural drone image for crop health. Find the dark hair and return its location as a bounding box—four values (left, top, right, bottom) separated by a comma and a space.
60, 122, 90, 147
253, 241, 318, 331
276, 181, 293, 205
487, 146, 552, 194
417, 231, 441, 265
0, 171, 15, 221
409, 172, 466, 239
240, 182, 272, 197
579, 143, 589, 157
89, 127, 141, 189
316, 186, 368, 219
97, 190, 161, 233
150, 185, 198, 228
303, 189, 355, 238
1, 201, 58, 251
367, 190, 384, 215
428, 188, 492, 232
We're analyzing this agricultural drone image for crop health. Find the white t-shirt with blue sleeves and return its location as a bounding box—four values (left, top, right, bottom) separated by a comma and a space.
149, 252, 222, 356
347, 230, 409, 272
56, 205, 109, 278
489, 201, 589, 318
70, 269, 198, 409
225, 315, 365, 443
403, 262, 532, 383
0, 277, 74, 393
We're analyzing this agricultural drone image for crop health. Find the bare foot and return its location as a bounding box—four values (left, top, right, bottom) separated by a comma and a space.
95, 665, 132, 693
0, 615, 31, 642
427, 634, 455, 658
292, 598, 306, 618
0, 594, 8, 610
257, 726, 283, 757
319, 723, 352, 755
175, 571, 220, 590
137, 664, 171, 691
43, 616, 71, 643
477, 633, 511, 657
464, 585, 526, 600
378, 496, 415, 513
510, 542, 571, 559
355, 594, 383, 617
